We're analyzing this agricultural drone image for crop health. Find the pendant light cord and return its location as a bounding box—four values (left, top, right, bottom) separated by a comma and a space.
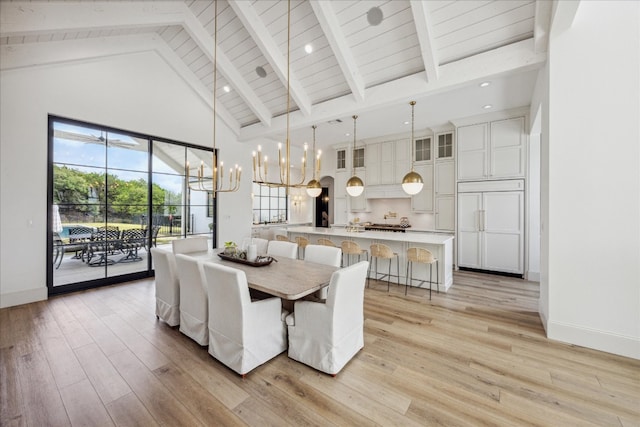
352, 115, 358, 175
410, 100, 415, 172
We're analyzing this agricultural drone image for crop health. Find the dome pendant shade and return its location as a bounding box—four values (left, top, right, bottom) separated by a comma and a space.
402, 170, 424, 195
306, 179, 322, 197
346, 175, 364, 197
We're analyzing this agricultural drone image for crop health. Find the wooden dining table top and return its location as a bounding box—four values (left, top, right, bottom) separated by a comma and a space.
186, 250, 339, 300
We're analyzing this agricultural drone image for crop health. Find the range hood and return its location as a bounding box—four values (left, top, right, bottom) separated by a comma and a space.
365, 185, 410, 199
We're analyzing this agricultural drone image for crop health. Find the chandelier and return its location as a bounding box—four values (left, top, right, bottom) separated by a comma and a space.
186, 0, 240, 196
252, 0, 320, 193
401, 101, 423, 195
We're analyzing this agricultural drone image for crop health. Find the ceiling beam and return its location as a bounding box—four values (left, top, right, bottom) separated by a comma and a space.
227, 0, 312, 117
238, 39, 546, 141
310, 1, 365, 103
409, 0, 439, 83
0, 1, 185, 37
534, 0, 553, 53
0, 33, 240, 136
181, 11, 272, 127
550, 0, 581, 37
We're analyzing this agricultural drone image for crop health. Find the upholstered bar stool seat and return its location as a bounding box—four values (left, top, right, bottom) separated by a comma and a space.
368, 243, 400, 290
405, 247, 439, 300
341, 240, 368, 266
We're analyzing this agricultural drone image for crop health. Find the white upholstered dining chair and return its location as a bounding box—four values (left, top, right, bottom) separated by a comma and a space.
172, 235, 209, 255
304, 244, 342, 300
174, 254, 209, 346
150, 247, 180, 326
285, 261, 369, 375
202, 261, 289, 376
267, 240, 298, 259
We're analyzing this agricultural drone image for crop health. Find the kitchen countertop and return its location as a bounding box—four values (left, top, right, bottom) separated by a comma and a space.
284, 226, 454, 245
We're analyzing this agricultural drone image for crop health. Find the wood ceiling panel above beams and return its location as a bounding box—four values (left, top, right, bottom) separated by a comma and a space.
181, 11, 273, 127
228, 0, 312, 117
238, 38, 545, 142
0, 1, 185, 38
0, 33, 240, 136
310, 1, 365, 102
410, 0, 439, 83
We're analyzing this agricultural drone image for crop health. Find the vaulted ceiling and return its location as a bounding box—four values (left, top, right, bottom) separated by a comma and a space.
0, 1, 551, 148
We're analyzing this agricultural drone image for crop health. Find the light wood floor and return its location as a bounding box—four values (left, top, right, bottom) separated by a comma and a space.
1, 271, 638, 426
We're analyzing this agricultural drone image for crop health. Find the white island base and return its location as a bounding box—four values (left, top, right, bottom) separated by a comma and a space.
284, 227, 454, 293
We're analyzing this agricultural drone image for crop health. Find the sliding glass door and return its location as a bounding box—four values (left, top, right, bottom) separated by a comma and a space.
48, 116, 215, 294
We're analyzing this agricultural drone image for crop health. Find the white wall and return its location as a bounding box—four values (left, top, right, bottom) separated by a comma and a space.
0, 50, 253, 307
543, 1, 640, 358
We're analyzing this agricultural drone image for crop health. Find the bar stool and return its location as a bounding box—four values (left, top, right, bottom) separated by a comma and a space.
294, 236, 309, 259
275, 234, 291, 242
405, 247, 439, 300
368, 243, 400, 290
317, 238, 337, 247
341, 240, 368, 266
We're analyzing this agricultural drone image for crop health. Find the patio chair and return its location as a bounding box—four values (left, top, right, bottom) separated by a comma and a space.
119, 229, 146, 262
87, 227, 121, 266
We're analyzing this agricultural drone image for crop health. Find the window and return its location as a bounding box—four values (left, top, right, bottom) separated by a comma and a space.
415, 137, 432, 161
252, 182, 288, 224
353, 148, 365, 168
49, 116, 215, 294
438, 133, 453, 158
337, 149, 346, 169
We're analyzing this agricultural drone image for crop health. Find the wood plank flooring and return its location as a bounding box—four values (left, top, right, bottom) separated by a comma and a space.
1, 270, 639, 426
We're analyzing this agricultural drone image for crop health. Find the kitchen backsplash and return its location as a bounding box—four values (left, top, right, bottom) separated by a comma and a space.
348, 199, 436, 230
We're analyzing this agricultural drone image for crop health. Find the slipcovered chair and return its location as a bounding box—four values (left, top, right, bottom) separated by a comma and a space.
172, 235, 209, 255
285, 261, 369, 375
267, 240, 298, 260
304, 244, 342, 300
150, 247, 180, 326
202, 261, 288, 376
175, 254, 209, 345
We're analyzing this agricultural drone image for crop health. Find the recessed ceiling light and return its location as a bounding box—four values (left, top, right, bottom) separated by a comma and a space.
345, 133, 350, 136
256, 66, 267, 78
223, 85, 230, 93
367, 6, 383, 26
483, 104, 493, 109
404, 121, 409, 125
304, 44, 313, 54
479, 81, 491, 88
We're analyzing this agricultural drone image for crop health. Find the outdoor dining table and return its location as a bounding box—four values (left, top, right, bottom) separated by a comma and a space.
186, 250, 339, 300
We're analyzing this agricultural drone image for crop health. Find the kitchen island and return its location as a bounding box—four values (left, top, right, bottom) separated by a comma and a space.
283, 226, 454, 292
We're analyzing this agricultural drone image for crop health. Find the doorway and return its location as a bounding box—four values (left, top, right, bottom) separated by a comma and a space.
315, 187, 330, 227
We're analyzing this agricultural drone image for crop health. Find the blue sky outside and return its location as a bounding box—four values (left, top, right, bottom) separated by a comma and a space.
53, 122, 188, 195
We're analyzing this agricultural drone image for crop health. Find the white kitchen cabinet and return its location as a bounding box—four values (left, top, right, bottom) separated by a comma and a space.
379, 141, 395, 184
435, 160, 454, 196
457, 180, 524, 274
436, 132, 454, 160
334, 197, 348, 225
410, 163, 434, 212
365, 143, 380, 185
435, 195, 455, 231
394, 139, 411, 183
334, 170, 347, 198
457, 117, 525, 181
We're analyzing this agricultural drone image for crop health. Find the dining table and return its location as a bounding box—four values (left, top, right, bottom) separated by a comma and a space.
186, 250, 339, 301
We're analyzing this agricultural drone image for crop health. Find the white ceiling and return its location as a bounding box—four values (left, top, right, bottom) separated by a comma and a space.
0, 0, 551, 149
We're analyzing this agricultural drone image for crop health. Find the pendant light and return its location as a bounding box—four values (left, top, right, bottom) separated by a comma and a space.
306, 125, 322, 197
346, 115, 364, 197
186, 0, 240, 196
402, 101, 423, 195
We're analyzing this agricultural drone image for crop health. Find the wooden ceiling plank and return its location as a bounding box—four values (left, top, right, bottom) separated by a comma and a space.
310, 1, 365, 102
182, 10, 272, 127
410, 0, 439, 83
228, 0, 312, 117
238, 38, 545, 141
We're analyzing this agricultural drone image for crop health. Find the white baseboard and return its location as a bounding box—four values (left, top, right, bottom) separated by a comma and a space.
0, 287, 48, 309
547, 320, 640, 360
526, 271, 540, 282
